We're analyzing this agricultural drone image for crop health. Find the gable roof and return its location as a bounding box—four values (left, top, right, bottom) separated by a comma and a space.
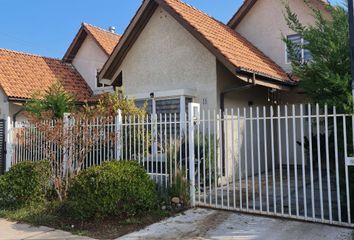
0, 48, 94, 102
228, 0, 329, 29
100, 0, 294, 88
63, 23, 121, 63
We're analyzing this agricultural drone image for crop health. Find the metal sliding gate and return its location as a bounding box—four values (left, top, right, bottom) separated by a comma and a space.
191, 104, 353, 227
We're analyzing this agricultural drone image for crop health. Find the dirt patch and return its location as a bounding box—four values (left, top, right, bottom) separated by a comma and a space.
68, 213, 172, 239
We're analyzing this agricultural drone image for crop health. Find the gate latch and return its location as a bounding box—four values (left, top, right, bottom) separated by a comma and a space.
346, 157, 354, 166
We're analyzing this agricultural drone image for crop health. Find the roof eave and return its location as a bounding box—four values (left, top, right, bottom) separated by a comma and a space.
227, 0, 257, 29
236, 67, 297, 90
227, 0, 330, 29
63, 25, 88, 63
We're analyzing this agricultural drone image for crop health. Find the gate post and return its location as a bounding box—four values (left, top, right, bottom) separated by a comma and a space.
115, 109, 122, 160
188, 103, 200, 207
5, 116, 12, 172
62, 113, 70, 177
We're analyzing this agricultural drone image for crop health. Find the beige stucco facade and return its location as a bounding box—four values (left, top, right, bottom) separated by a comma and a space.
72, 36, 113, 95
115, 6, 218, 110
234, 0, 328, 73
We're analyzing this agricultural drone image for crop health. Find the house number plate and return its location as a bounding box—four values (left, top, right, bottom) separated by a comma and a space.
346, 157, 354, 166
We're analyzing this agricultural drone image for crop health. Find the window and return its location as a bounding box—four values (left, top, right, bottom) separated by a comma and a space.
286, 34, 312, 64
112, 71, 123, 91
96, 69, 106, 88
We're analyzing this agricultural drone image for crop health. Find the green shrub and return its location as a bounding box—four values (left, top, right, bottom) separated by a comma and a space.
0, 161, 52, 209
66, 161, 158, 220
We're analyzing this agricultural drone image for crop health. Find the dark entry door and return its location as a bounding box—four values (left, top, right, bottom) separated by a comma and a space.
0, 119, 6, 174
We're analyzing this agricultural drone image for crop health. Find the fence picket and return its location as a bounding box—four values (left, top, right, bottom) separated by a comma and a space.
316, 104, 324, 221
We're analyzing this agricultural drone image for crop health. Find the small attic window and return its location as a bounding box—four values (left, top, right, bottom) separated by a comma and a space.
112, 71, 123, 91
286, 34, 312, 64
96, 69, 106, 88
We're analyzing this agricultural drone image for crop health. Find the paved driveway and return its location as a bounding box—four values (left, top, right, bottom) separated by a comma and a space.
118, 208, 354, 240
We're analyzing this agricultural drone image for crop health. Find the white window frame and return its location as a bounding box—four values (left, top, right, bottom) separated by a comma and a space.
285, 34, 311, 64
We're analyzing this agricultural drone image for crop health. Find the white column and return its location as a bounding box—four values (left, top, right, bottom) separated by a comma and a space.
5, 116, 12, 171
180, 96, 186, 133
152, 98, 156, 115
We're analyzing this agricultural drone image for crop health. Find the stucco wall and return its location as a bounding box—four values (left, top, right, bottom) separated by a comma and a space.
72, 36, 113, 95
115, 6, 218, 110
0, 89, 9, 121
215, 64, 309, 180
234, 0, 328, 73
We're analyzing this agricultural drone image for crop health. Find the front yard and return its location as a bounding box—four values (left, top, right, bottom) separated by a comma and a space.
0, 160, 189, 239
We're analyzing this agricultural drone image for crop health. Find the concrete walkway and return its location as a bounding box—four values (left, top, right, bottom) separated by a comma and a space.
0, 219, 93, 240
118, 208, 354, 240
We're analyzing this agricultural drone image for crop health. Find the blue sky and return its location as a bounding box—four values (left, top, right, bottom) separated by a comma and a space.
0, 0, 342, 58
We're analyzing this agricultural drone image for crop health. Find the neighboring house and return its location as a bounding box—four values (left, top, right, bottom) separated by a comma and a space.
0, 23, 121, 124
0, 49, 94, 124
99, 0, 328, 115
227, 0, 329, 73
0, 23, 121, 173
63, 23, 122, 95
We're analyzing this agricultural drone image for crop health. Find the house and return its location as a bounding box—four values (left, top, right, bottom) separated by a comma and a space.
0, 23, 121, 124
97, 0, 332, 183
63, 23, 122, 94
227, 0, 329, 74
99, 0, 329, 115
0, 23, 121, 173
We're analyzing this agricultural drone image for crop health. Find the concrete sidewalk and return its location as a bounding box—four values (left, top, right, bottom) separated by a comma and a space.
0, 219, 94, 240
2, 210, 354, 240
119, 208, 354, 240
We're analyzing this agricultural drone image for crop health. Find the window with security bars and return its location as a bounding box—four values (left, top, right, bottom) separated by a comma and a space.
286, 34, 312, 64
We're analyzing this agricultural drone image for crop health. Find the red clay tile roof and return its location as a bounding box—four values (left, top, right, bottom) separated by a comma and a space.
161, 0, 291, 83
0, 48, 94, 101
83, 23, 121, 55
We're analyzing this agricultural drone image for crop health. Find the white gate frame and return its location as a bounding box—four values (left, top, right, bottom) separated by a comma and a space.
188, 103, 200, 207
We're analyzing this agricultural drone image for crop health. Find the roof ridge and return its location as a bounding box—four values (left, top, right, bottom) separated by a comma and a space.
169, 0, 247, 39
82, 22, 121, 37
0, 47, 62, 62
172, 0, 225, 25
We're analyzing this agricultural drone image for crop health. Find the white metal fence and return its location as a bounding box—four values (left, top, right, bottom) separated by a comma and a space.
7, 103, 354, 227
9, 111, 190, 187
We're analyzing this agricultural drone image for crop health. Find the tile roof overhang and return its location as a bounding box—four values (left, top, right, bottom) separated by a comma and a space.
227, 0, 329, 29
63, 23, 121, 63
0, 48, 94, 102
99, 0, 296, 90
